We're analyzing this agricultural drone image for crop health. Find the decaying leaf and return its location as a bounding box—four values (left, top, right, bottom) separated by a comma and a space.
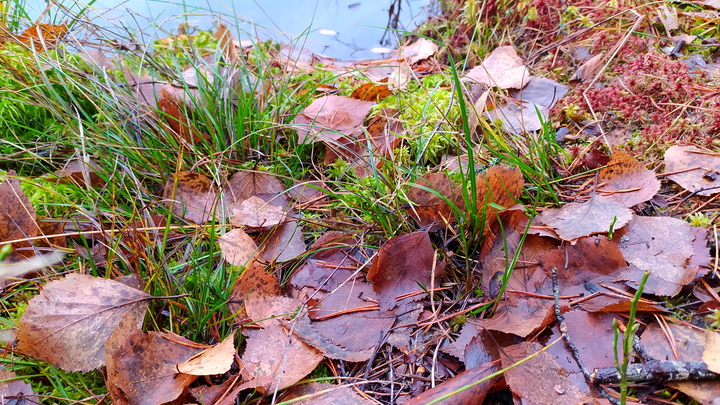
107, 329, 201, 405
293, 95, 374, 144
465, 46, 530, 89
539, 235, 628, 296
502, 342, 592, 405
476, 165, 525, 222
365, 107, 403, 156
17, 273, 150, 372
598, 148, 660, 207
229, 262, 281, 322
404, 362, 499, 405
0, 369, 36, 403
288, 233, 359, 292
290, 283, 394, 362
230, 195, 286, 229
615, 215, 695, 296
282, 382, 376, 405
0, 174, 41, 260
477, 209, 558, 337
406, 172, 463, 227
350, 82, 391, 102
163, 172, 217, 223
539, 194, 632, 242
219, 228, 259, 266
664, 145, 720, 196
641, 322, 720, 404
17, 24, 67, 49
224, 170, 289, 214
177, 332, 236, 375
368, 230, 444, 312
260, 219, 307, 263
703, 330, 720, 374
487, 77, 568, 134
215, 23, 241, 65
240, 323, 323, 393
544, 311, 621, 398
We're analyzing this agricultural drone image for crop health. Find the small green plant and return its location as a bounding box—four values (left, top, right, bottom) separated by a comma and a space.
687, 212, 712, 228
613, 271, 650, 405
706, 309, 720, 330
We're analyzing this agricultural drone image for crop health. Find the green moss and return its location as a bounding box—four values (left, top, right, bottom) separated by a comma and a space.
687, 213, 712, 228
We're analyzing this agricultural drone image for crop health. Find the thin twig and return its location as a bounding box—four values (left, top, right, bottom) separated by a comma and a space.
551, 267, 620, 405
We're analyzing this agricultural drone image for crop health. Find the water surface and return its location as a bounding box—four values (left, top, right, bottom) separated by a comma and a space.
24, 0, 433, 59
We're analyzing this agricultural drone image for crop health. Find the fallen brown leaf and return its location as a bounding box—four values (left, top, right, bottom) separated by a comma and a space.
177, 332, 236, 375
598, 148, 660, 207
350, 82, 391, 102
615, 215, 695, 296
17, 273, 150, 372
406, 172, 463, 227
703, 330, 720, 374
218, 228, 259, 266
641, 322, 720, 404
502, 341, 592, 405
163, 172, 217, 224
260, 219, 307, 263
240, 323, 323, 393
403, 362, 499, 405
368, 230, 444, 312
0, 369, 36, 403
465, 46, 530, 89
282, 382, 376, 404
664, 145, 720, 196
539, 194, 632, 242
224, 170, 289, 215
293, 95, 374, 144
107, 329, 201, 405
0, 173, 41, 260
230, 195, 286, 229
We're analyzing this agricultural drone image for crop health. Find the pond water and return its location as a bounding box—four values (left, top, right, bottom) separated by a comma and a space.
22, 0, 434, 60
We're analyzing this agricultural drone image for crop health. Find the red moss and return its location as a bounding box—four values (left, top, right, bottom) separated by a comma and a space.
555, 52, 719, 149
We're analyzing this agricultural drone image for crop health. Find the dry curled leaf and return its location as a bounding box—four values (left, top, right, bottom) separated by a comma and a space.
17, 273, 150, 372
570, 53, 604, 83
177, 332, 236, 376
